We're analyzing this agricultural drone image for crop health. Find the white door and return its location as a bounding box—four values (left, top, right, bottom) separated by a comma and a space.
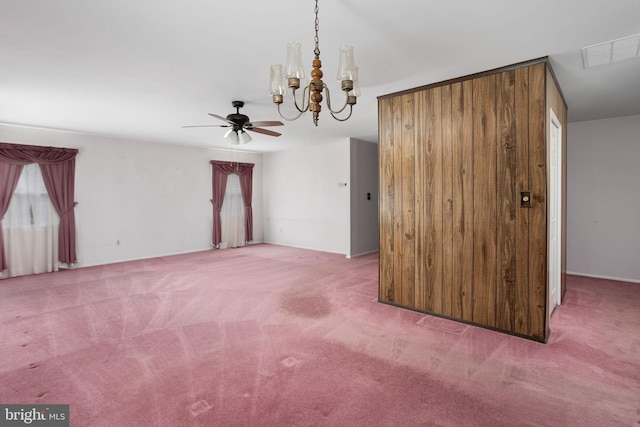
549, 110, 562, 312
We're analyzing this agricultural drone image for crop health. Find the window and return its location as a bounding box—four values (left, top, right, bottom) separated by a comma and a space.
220, 173, 245, 248
4, 164, 57, 228
1, 163, 59, 277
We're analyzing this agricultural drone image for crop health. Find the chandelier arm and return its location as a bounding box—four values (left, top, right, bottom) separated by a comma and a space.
328, 104, 354, 122
276, 103, 306, 122
324, 85, 350, 115
291, 85, 311, 113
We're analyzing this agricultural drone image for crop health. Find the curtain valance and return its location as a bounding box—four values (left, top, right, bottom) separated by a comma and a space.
210, 160, 254, 176
0, 142, 78, 165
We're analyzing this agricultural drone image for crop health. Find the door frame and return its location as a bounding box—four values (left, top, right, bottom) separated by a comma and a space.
548, 109, 563, 311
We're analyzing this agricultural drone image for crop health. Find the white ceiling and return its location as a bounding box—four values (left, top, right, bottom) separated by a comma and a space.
1, 0, 639, 153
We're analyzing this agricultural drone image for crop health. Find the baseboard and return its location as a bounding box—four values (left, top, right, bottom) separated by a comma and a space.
261, 240, 346, 257
346, 249, 379, 259
77, 248, 213, 269
566, 271, 640, 284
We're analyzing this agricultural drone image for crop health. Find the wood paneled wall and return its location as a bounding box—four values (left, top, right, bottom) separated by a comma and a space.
378, 59, 566, 341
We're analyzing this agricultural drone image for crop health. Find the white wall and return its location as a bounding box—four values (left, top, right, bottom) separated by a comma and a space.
349, 138, 379, 257
567, 114, 640, 283
262, 140, 350, 254
0, 124, 263, 267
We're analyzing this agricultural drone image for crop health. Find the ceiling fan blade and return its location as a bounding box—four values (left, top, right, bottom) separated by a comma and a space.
249, 120, 284, 127
208, 113, 234, 124
182, 124, 229, 128
248, 127, 281, 137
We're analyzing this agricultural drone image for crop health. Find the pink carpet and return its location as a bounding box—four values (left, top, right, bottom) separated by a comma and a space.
0, 244, 638, 426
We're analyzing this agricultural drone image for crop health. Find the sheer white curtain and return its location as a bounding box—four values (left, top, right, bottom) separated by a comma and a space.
1, 163, 59, 278
219, 173, 245, 249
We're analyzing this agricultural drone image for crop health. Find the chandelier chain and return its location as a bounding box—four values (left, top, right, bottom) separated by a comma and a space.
314, 0, 320, 57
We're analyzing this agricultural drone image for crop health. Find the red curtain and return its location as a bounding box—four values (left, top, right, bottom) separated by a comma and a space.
238, 172, 253, 242
0, 163, 25, 270
40, 159, 78, 264
0, 143, 79, 266
210, 161, 254, 247
210, 167, 229, 247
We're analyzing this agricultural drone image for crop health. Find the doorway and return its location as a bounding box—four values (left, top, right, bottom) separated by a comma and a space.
548, 109, 563, 312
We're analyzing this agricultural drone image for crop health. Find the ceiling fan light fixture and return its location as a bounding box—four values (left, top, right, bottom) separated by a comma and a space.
239, 130, 252, 144
224, 128, 240, 144
269, 0, 359, 126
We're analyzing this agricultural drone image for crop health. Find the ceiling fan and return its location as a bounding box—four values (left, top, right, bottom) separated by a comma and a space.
183, 100, 284, 144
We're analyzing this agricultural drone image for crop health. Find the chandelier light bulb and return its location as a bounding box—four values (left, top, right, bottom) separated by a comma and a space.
284, 42, 305, 81
336, 45, 357, 81
269, 64, 286, 97
349, 67, 361, 98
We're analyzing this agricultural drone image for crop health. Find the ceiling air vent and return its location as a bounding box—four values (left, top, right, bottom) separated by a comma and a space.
581, 34, 640, 68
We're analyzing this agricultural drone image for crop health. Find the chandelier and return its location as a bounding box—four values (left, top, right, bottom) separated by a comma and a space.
269, 0, 360, 126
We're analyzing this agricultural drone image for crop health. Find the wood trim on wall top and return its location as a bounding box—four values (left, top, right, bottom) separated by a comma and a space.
378, 57, 550, 100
